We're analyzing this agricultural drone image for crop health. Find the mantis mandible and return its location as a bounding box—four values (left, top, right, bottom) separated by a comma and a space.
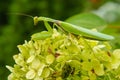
32, 16, 114, 41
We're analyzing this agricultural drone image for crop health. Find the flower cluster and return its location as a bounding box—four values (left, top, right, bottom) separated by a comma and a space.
7, 29, 120, 80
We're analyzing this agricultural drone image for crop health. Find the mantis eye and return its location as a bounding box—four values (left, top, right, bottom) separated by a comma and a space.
34, 16, 38, 26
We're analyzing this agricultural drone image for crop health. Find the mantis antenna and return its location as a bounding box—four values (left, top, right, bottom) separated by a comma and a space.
8, 13, 33, 18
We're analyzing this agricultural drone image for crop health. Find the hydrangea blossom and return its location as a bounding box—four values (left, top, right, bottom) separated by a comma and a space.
7, 29, 120, 80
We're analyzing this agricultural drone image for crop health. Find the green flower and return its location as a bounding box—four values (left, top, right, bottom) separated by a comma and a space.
7, 29, 120, 80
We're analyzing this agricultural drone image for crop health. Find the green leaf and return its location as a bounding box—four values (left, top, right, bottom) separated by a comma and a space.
102, 26, 120, 49
65, 13, 107, 31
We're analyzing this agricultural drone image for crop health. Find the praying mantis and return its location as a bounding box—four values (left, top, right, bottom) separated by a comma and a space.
32, 16, 114, 41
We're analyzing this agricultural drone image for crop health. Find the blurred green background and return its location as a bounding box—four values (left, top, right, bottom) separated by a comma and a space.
0, 0, 120, 79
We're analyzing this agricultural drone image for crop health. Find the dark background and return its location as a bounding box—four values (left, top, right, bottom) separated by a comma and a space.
0, 0, 120, 79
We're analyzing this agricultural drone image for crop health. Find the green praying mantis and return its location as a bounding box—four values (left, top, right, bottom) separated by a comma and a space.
32, 16, 114, 41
